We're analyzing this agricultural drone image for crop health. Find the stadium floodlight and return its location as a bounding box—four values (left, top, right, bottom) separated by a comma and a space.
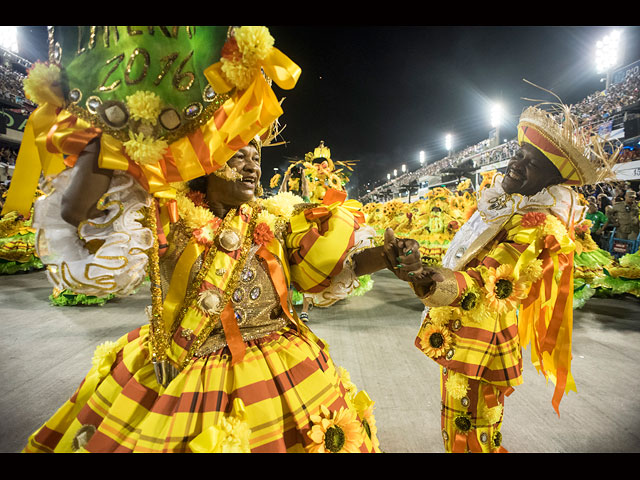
401, 164, 406, 173
595, 30, 623, 87
0, 26, 19, 53
387, 173, 391, 180
419, 150, 426, 165
393, 169, 397, 177
490, 103, 503, 128
445, 133, 453, 153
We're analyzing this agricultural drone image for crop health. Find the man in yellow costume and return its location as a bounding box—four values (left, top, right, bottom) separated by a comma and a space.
397, 103, 618, 453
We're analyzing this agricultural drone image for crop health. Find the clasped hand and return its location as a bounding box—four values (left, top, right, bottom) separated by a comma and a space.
382, 228, 443, 291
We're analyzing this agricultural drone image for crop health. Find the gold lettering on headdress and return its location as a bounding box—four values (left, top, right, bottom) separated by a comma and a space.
155, 53, 179, 86
125, 48, 150, 85
127, 26, 143, 36
98, 53, 125, 92
174, 51, 195, 91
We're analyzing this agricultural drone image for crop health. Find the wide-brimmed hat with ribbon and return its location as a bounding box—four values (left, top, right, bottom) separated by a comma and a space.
517, 82, 619, 187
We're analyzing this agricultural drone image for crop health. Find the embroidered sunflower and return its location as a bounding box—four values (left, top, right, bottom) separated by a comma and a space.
418, 323, 453, 359
307, 405, 364, 453
484, 264, 529, 314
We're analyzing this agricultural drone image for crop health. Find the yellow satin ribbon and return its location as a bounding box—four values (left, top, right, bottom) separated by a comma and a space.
161, 239, 205, 334
204, 46, 300, 94
1, 105, 66, 216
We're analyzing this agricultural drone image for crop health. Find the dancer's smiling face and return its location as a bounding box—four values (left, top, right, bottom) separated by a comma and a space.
206, 145, 262, 208
502, 143, 565, 196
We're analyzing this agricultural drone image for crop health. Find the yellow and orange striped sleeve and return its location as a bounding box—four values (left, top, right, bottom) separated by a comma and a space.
285, 203, 362, 294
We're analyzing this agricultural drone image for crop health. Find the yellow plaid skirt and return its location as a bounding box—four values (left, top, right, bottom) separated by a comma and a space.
23, 325, 380, 453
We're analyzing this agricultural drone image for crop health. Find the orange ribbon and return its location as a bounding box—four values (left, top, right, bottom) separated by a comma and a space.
452, 432, 468, 453
482, 384, 499, 409
256, 245, 296, 326
220, 301, 246, 366
322, 187, 347, 205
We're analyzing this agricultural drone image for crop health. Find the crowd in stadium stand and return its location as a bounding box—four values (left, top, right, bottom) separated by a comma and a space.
1, 50, 640, 199
0, 64, 35, 110
365, 68, 640, 201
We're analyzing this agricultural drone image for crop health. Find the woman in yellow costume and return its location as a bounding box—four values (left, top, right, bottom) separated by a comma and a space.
17, 26, 415, 454
400, 99, 619, 453
272, 141, 374, 314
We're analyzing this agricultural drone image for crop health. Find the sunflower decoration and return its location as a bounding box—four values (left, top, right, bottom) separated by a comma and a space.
458, 287, 491, 324
484, 264, 529, 315
307, 404, 364, 453
327, 173, 343, 190
418, 322, 454, 359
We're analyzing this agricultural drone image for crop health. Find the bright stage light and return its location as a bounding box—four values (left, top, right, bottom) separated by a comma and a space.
0, 26, 19, 53
595, 30, 622, 74
490, 103, 503, 128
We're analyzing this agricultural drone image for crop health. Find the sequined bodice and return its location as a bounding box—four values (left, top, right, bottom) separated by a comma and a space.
194, 245, 290, 356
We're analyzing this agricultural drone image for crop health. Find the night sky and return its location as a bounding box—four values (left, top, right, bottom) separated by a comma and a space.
13, 25, 640, 198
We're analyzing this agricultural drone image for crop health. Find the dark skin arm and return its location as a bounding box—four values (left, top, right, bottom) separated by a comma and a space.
352, 228, 442, 296
60, 138, 113, 227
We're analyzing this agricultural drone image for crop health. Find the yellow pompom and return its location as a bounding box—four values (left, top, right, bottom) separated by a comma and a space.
481, 404, 503, 425
429, 306, 459, 328
445, 372, 469, 400
22, 62, 64, 107
123, 131, 168, 165
91, 341, 119, 378
234, 26, 274, 65
260, 191, 304, 218
126, 91, 163, 125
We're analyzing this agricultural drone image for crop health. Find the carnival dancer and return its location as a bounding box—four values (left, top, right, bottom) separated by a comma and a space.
20, 25, 420, 454
390, 101, 619, 453
273, 141, 373, 314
